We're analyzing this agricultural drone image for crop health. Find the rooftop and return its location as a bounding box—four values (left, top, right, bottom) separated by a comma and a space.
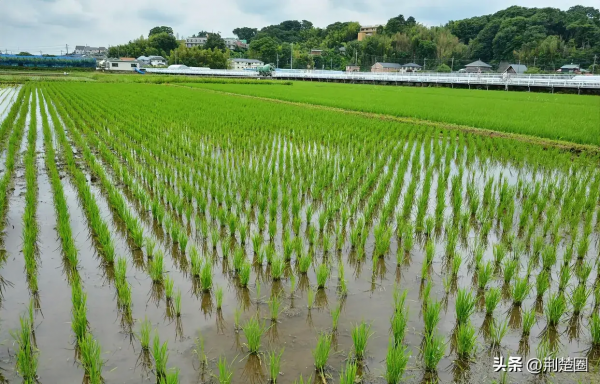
402, 63, 422, 68
465, 59, 492, 68
506, 64, 528, 73
374, 62, 402, 68
230, 58, 263, 63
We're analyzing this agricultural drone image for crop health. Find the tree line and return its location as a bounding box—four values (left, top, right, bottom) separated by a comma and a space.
105, 6, 600, 72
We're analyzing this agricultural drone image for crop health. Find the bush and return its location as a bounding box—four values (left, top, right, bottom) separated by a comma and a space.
436, 64, 451, 73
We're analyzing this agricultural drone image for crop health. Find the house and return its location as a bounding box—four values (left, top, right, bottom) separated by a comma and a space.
148, 56, 167, 66
229, 58, 264, 70
464, 59, 493, 73
371, 62, 402, 73
346, 65, 360, 72
224, 38, 248, 50
310, 49, 323, 56
358, 25, 381, 41
137, 56, 150, 66
401, 63, 422, 72
504, 64, 527, 74
74, 46, 107, 55
557, 64, 581, 73
186, 36, 208, 48
105, 58, 140, 71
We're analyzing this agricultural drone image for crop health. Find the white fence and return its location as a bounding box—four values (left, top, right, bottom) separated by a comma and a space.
144, 68, 600, 89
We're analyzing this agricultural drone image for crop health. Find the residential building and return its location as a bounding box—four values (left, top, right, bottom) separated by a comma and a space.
229, 58, 264, 70
358, 25, 381, 41
310, 49, 323, 56
463, 59, 492, 73
504, 64, 527, 74
346, 65, 360, 72
558, 64, 581, 73
74, 45, 107, 55
186, 36, 208, 48
104, 58, 140, 71
224, 38, 248, 50
371, 62, 402, 73
137, 55, 167, 67
401, 63, 422, 72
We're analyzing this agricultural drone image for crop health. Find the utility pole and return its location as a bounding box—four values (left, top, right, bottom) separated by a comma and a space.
40, 51, 42, 56
276, 53, 279, 68
424, 58, 427, 69
534, 56, 537, 67
290, 43, 293, 69
451, 57, 454, 72
65, 44, 69, 55
593, 55, 597, 74
330, 57, 333, 70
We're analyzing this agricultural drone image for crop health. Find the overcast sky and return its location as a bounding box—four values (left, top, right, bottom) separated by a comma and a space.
0, 0, 597, 55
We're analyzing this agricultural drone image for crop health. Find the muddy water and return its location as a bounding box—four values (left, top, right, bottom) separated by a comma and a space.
0, 92, 32, 381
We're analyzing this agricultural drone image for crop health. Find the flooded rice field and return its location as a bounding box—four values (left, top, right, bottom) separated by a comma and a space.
0, 83, 599, 384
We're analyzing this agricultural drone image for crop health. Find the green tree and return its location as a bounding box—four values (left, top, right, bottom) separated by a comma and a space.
249, 36, 278, 64
205, 33, 227, 51
168, 46, 229, 68
233, 27, 258, 42
149, 32, 178, 55
149, 26, 174, 37
17, 52, 33, 56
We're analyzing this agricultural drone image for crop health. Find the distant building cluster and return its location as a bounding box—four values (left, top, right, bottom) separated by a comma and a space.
185, 35, 248, 50
74, 45, 107, 56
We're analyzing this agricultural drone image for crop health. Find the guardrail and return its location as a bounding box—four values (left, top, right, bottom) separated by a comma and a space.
144, 68, 600, 89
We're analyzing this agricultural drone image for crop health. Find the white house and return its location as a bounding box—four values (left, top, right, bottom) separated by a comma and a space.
105, 59, 140, 71
229, 58, 263, 70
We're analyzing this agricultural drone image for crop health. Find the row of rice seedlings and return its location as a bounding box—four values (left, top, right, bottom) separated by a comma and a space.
43, 89, 116, 264
22, 91, 39, 296
11, 309, 38, 382
39, 93, 106, 383
40, 91, 79, 270
0, 88, 29, 238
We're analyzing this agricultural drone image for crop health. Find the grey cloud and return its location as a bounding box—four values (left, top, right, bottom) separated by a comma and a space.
137, 8, 183, 24
230, 0, 287, 17
327, 0, 369, 13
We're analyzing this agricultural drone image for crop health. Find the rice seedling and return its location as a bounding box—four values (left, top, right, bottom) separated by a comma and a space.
152, 331, 169, 380
158, 368, 180, 384
485, 287, 501, 316
217, 356, 234, 384
298, 253, 311, 274
331, 303, 341, 331
511, 276, 531, 306
307, 288, 315, 309
385, 338, 410, 384
558, 264, 571, 292
312, 333, 332, 372
339, 359, 358, 384
423, 299, 442, 336
455, 288, 476, 325
521, 307, 536, 337
239, 261, 251, 288
139, 317, 151, 350
352, 321, 373, 360
316, 263, 328, 289
269, 294, 282, 321
590, 312, 600, 346
216, 286, 224, 310
233, 246, 245, 272
455, 321, 478, 359
569, 285, 590, 315
478, 261, 494, 290
503, 259, 519, 284
452, 254, 462, 277
200, 261, 213, 292
545, 292, 567, 327
164, 276, 174, 301
268, 349, 284, 383
535, 270, 550, 299
422, 331, 445, 373
243, 316, 265, 354
174, 289, 182, 317
11, 315, 38, 382
79, 333, 103, 384
149, 251, 164, 283
576, 260, 593, 285
489, 318, 508, 348
271, 256, 284, 281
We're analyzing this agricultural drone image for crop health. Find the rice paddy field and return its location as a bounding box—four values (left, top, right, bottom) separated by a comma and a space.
0, 81, 599, 384
185, 81, 600, 146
